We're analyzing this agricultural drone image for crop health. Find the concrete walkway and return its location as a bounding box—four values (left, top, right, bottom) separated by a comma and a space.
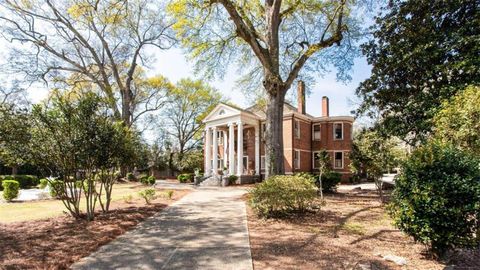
72, 188, 253, 270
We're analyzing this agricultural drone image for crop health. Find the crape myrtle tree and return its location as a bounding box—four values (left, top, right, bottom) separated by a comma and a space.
0, 0, 175, 126
169, 0, 371, 177
31, 91, 136, 220
356, 0, 480, 144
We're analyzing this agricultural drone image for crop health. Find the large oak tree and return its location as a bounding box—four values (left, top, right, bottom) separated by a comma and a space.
0, 0, 175, 126
169, 0, 369, 177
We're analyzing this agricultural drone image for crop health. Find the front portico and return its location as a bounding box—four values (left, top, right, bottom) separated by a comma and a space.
203, 103, 261, 183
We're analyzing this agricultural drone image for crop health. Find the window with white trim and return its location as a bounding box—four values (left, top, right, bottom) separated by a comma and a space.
313, 124, 321, 141
294, 150, 300, 169
217, 131, 224, 145
334, 151, 343, 169
312, 151, 327, 169
260, 156, 265, 170
333, 123, 343, 140
294, 120, 300, 138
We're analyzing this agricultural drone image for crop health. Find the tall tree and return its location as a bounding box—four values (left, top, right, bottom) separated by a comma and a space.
163, 78, 223, 164
169, 0, 369, 177
356, 0, 480, 144
0, 0, 175, 126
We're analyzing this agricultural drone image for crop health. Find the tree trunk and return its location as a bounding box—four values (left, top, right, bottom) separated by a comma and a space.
11, 166, 18, 176
264, 86, 286, 179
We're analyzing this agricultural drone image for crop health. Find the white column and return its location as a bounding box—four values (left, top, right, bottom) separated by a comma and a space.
236, 121, 243, 176
223, 130, 228, 168
204, 127, 211, 175
212, 127, 218, 175
255, 125, 260, 175
228, 123, 235, 175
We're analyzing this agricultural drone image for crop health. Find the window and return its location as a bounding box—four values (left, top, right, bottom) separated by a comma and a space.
294, 150, 300, 169
219, 109, 226, 115
217, 131, 224, 145
334, 151, 343, 169
334, 123, 343, 140
312, 151, 327, 169
313, 124, 321, 141
294, 120, 300, 138
218, 159, 224, 169
243, 156, 249, 173
260, 156, 265, 170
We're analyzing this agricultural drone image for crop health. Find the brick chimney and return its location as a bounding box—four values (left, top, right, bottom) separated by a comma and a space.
322, 96, 329, 117
297, 81, 305, 114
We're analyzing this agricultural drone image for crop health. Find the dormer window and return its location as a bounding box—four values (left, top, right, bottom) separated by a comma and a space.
334, 123, 343, 140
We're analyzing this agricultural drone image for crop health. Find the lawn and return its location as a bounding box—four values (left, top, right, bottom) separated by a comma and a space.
0, 185, 190, 269
247, 187, 480, 270
0, 183, 157, 223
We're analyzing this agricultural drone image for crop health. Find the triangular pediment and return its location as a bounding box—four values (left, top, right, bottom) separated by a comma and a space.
203, 103, 242, 122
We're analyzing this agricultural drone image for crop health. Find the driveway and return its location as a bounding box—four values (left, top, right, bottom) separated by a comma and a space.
71, 187, 252, 270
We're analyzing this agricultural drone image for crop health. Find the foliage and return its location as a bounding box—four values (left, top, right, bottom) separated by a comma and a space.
0, 0, 175, 126
141, 175, 156, 186
126, 173, 135, 181
48, 179, 64, 199
433, 85, 480, 156
0, 175, 38, 189
168, 0, 371, 177
165, 190, 174, 200
31, 92, 136, 220
39, 178, 48, 189
2, 180, 19, 202
249, 175, 317, 218
356, 0, 480, 143
313, 149, 331, 198
0, 105, 32, 173
177, 173, 194, 183
138, 188, 156, 205
227, 175, 238, 185
173, 150, 205, 175
321, 172, 342, 192
389, 141, 480, 255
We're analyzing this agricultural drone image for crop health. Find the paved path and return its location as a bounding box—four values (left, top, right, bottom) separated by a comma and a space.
72, 188, 252, 270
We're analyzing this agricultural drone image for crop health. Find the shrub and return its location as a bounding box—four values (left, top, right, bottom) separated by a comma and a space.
389, 142, 480, 256
227, 175, 238, 185
126, 172, 135, 181
177, 173, 194, 183
140, 175, 156, 186
138, 188, 156, 204
0, 175, 39, 189
123, 194, 133, 203
165, 190, 174, 200
39, 178, 49, 189
249, 175, 317, 218
2, 180, 20, 202
321, 172, 342, 192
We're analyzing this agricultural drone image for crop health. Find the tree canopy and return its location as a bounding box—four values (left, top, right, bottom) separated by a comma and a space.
356, 0, 480, 144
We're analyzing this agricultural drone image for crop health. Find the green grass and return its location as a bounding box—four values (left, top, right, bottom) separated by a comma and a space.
0, 183, 145, 223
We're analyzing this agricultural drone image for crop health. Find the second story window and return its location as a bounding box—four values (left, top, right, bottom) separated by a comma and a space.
294, 120, 300, 138
313, 124, 321, 141
334, 123, 343, 140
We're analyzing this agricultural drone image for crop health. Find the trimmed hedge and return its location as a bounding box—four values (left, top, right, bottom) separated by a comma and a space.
2, 180, 20, 201
0, 175, 39, 190
177, 173, 194, 183
140, 175, 156, 186
249, 175, 317, 217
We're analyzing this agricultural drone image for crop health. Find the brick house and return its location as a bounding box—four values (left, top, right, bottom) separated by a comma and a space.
202, 81, 354, 183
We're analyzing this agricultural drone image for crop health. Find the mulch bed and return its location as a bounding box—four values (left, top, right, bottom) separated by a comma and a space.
246, 188, 480, 270
0, 190, 190, 270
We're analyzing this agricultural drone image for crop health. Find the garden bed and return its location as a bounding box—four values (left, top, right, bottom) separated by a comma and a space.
0, 189, 190, 269
246, 188, 479, 270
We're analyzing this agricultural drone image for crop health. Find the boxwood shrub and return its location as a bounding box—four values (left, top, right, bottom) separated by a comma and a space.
389, 142, 480, 255
249, 175, 317, 218
0, 175, 39, 189
140, 175, 156, 186
2, 180, 20, 201
294, 172, 341, 192
177, 173, 194, 183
